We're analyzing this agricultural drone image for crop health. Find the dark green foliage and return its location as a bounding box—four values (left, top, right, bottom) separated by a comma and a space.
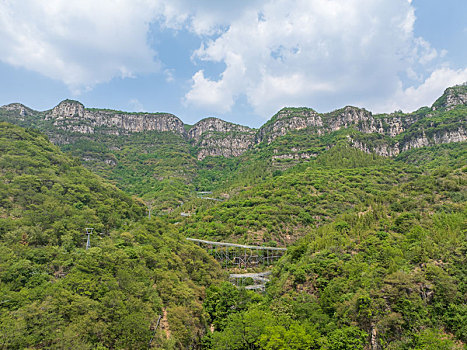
1, 90, 467, 349
0, 123, 224, 349
185, 139, 466, 349
0, 122, 145, 245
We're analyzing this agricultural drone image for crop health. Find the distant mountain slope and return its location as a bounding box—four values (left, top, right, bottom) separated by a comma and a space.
1, 84, 466, 211
177, 142, 466, 245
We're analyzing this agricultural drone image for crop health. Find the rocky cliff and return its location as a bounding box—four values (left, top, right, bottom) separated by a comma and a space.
432, 84, 467, 111
1, 103, 36, 117
195, 132, 256, 160
257, 85, 466, 158
188, 117, 254, 141
348, 126, 467, 157
255, 108, 322, 144
255, 105, 428, 147
1, 84, 466, 160
46, 100, 186, 135
188, 118, 256, 159
258, 106, 425, 144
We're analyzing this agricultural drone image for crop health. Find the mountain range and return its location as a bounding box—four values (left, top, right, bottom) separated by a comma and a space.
0, 84, 466, 349
2, 84, 466, 158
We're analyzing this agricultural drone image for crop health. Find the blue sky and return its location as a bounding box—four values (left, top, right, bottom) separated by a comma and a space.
0, 0, 466, 128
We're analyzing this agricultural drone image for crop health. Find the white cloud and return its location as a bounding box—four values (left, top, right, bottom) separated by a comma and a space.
0, 0, 263, 94
184, 0, 454, 117
372, 67, 467, 113
129, 98, 145, 112
0, 0, 163, 92
184, 70, 236, 113
158, 0, 266, 35
1, 0, 464, 118
165, 70, 175, 83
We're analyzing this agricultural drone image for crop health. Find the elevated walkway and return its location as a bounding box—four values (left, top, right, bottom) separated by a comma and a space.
187, 237, 287, 292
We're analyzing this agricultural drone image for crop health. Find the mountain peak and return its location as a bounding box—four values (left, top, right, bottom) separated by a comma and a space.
432, 83, 467, 111
0, 102, 36, 116
49, 99, 85, 119
188, 117, 255, 141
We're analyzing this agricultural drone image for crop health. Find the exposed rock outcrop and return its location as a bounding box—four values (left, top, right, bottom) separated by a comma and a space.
256, 108, 322, 144
432, 84, 467, 111
400, 127, 467, 152
188, 117, 254, 141
257, 106, 425, 145
1, 84, 466, 161
349, 127, 467, 157
46, 100, 186, 135
348, 138, 400, 157
0, 103, 36, 117
196, 132, 255, 160
47, 100, 85, 120
324, 106, 372, 132
188, 118, 256, 160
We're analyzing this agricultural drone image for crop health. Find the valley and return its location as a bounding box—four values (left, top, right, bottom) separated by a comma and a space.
0, 85, 466, 349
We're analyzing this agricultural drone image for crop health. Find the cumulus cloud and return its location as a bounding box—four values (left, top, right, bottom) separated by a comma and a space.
158, 0, 266, 35
184, 0, 456, 117
0, 0, 163, 92
0, 0, 261, 94
372, 67, 467, 113
0, 0, 464, 117
129, 98, 145, 112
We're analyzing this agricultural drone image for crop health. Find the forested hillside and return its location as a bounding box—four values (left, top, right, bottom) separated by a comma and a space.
177, 142, 466, 244
191, 141, 466, 349
0, 123, 223, 349
1, 85, 466, 213
0, 85, 466, 349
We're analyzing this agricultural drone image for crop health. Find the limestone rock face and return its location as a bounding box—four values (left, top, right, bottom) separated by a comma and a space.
188, 118, 256, 160
188, 118, 254, 141
1, 85, 466, 162
433, 85, 467, 110
400, 128, 467, 152
256, 106, 425, 145
349, 127, 467, 157
196, 133, 255, 160
48, 100, 85, 120
349, 138, 400, 157
432, 127, 467, 144
0, 103, 36, 117
445, 93, 467, 110
381, 115, 422, 137
46, 100, 185, 135
324, 106, 373, 132
81, 110, 185, 134
256, 108, 322, 144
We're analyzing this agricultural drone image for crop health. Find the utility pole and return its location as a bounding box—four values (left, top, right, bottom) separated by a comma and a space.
85, 228, 94, 249
146, 202, 152, 219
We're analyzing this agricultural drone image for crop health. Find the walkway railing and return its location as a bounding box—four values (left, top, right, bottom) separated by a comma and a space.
186, 238, 286, 268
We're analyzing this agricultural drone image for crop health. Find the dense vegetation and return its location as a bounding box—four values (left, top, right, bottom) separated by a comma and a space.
0, 85, 466, 349
0, 123, 223, 349
60, 131, 198, 212
188, 141, 466, 349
